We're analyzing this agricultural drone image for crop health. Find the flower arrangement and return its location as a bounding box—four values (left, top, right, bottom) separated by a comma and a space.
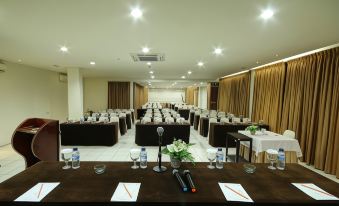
162, 139, 195, 163
246, 125, 258, 135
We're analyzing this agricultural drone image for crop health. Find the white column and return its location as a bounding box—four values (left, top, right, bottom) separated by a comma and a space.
67, 67, 83, 120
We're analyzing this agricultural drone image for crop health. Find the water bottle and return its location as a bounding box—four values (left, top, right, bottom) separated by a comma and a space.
140, 147, 147, 169
72, 148, 80, 169
216, 148, 224, 169
277, 148, 285, 170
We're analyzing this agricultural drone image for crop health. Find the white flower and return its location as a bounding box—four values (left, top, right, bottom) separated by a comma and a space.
167, 144, 175, 152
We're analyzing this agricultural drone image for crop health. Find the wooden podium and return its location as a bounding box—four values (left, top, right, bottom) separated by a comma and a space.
11, 118, 59, 168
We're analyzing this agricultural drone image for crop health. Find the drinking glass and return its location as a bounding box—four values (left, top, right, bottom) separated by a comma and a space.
207, 148, 217, 169
266, 149, 278, 170
61, 148, 73, 169
130, 148, 141, 169
261, 128, 267, 135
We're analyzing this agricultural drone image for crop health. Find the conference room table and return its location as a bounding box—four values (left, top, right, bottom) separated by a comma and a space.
199, 116, 221, 137
189, 111, 195, 126
209, 122, 269, 147
178, 109, 190, 120
60, 122, 119, 146
1, 162, 338, 206
135, 122, 190, 146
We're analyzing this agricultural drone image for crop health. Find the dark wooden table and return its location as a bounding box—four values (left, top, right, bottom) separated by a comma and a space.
0, 162, 338, 206
189, 111, 195, 126
226, 132, 253, 163
60, 122, 119, 146
178, 109, 190, 120
209, 123, 269, 147
135, 122, 190, 146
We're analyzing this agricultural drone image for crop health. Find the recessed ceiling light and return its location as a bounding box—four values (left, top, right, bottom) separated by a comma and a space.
131, 7, 143, 19
60, 46, 68, 53
149, 71, 153, 74
181, 76, 186, 79
147, 62, 152, 66
200, 82, 203, 85
18, 59, 22, 62
188, 71, 192, 75
213, 48, 223, 55
90, 61, 96, 65
275, 54, 279, 57
142, 47, 150, 53
197, 61, 204, 67
256, 61, 260, 64
151, 75, 155, 79
260, 9, 274, 20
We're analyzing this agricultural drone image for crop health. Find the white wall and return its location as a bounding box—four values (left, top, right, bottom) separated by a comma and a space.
198, 86, 207, 109
83, 78, 108, 112
148, 88, 185, 103
0, 62, 68, 146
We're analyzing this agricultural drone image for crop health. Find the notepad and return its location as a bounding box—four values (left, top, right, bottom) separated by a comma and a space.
111, 182, 141, 202
292, 183, 339, 201
218, 183, 253, 202
15, 182, 60, 202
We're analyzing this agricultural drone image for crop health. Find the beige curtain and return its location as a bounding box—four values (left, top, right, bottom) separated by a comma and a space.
218, 72, 250, 116
207, 83, 211, 110
280, 47, 339, 178
186, 87, 195, 105
108, 82, 130, 109
252, 63, 286, 132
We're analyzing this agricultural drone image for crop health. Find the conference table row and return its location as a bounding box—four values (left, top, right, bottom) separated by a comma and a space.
135, 122, 190, 146
0, 162, 338, 205
137, 108, 190, 120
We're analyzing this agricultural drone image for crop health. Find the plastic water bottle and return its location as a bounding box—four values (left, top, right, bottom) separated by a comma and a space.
140, 147, 147, 169
216, 148, 224, 169
277, 148, 285, 170
72, 148, 80, 169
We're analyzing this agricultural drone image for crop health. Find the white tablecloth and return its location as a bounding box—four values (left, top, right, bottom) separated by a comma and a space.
238, 130, 302, 157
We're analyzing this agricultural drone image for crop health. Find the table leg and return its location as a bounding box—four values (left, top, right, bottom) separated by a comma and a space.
236, 140, 240, 163
249, 140, 252, 163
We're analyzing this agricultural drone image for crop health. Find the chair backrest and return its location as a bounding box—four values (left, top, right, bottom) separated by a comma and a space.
99, 117, 108, 122
110, 113, 117, 117
165, 117, 174, 123
110, 116, 119, 122
176, 114, 180, 118
283, 130, 296, 139
220, 117, 229, 123
92, 113, 98, 117
101, 113, 108, 117
87, 116, 96, 122
142, 117, 151, 123
119, 113, 126, 117
209, 118, 218, 123
210, 113, 217, 118
154, 117, 163, 123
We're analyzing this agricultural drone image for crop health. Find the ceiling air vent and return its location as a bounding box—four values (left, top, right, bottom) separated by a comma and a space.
130, 53, 165, 62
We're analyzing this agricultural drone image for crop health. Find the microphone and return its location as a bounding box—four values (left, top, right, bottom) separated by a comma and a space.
183, 170, 196, 192
157, 127, 164, 137
173, 169, 188, 192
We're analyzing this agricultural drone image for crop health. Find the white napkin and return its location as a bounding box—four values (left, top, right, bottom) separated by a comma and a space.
292, 183, 339, 200
15, 182, 60, 202
111, 182, 141, 202
218, 183, 253, 202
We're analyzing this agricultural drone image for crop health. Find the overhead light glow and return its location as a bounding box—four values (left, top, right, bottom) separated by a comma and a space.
18, 59, 22, 62
147, 62, 152, 66
149, 71, 153, 74
197, 61, 204, 67
188, 71, 192, 75
260, 9, 274, 20
200, 82, 203, 85
214, 48, 223, 55
142, 47, 150, 53
151, 75, 155, 79
60, 46, 69, 53
90, 61, 96, 65
181, 76, 186, 79
131, 7, 143, 19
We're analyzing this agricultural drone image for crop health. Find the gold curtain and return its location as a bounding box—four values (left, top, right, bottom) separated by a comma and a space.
252, 63, 286, 132
134, 83, 148, 111
218, 72, 250, 116
280, 47, 339, 178
207, 83, 211, 110
107, 82, 130, 109
186, 87, 195, 105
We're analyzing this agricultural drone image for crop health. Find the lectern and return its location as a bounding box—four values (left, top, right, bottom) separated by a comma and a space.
11, 118, 59, 168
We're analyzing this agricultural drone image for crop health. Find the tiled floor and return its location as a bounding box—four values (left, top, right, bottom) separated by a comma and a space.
0, 125, 338, 183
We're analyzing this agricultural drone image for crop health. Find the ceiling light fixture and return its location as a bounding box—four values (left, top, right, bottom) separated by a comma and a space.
213, 47, 223, 55
131, 7, 143, 19
142, 47, 150, 53
151, 75, 155, 79
147, 62, 152, 66
181, 76, 186, 79
188, 71, 192, 75
197, 61, 204, 67
149, 71, 153, 74
260, 9, 274, 20
90, 61, 96, 65
60, 46, 69, 53
18, 59, 22, 62
200, 82, 203, 85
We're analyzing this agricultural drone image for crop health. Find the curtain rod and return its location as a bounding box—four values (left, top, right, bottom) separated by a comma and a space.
219, 43, 339, 80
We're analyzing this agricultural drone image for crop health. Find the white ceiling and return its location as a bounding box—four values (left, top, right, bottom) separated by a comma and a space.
1, 0, 339, 87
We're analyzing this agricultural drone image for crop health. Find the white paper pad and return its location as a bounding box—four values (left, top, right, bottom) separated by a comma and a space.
292, 183, 339, 201
218, 183, 253, 202
15, 182, 60, 202
111, 182, 141, 202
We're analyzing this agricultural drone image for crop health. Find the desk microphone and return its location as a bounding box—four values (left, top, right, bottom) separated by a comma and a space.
173, 169, 188, 192
183, 170, 196, 192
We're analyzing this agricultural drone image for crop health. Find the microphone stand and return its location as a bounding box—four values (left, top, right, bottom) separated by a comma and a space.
153, 127, 167, 173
